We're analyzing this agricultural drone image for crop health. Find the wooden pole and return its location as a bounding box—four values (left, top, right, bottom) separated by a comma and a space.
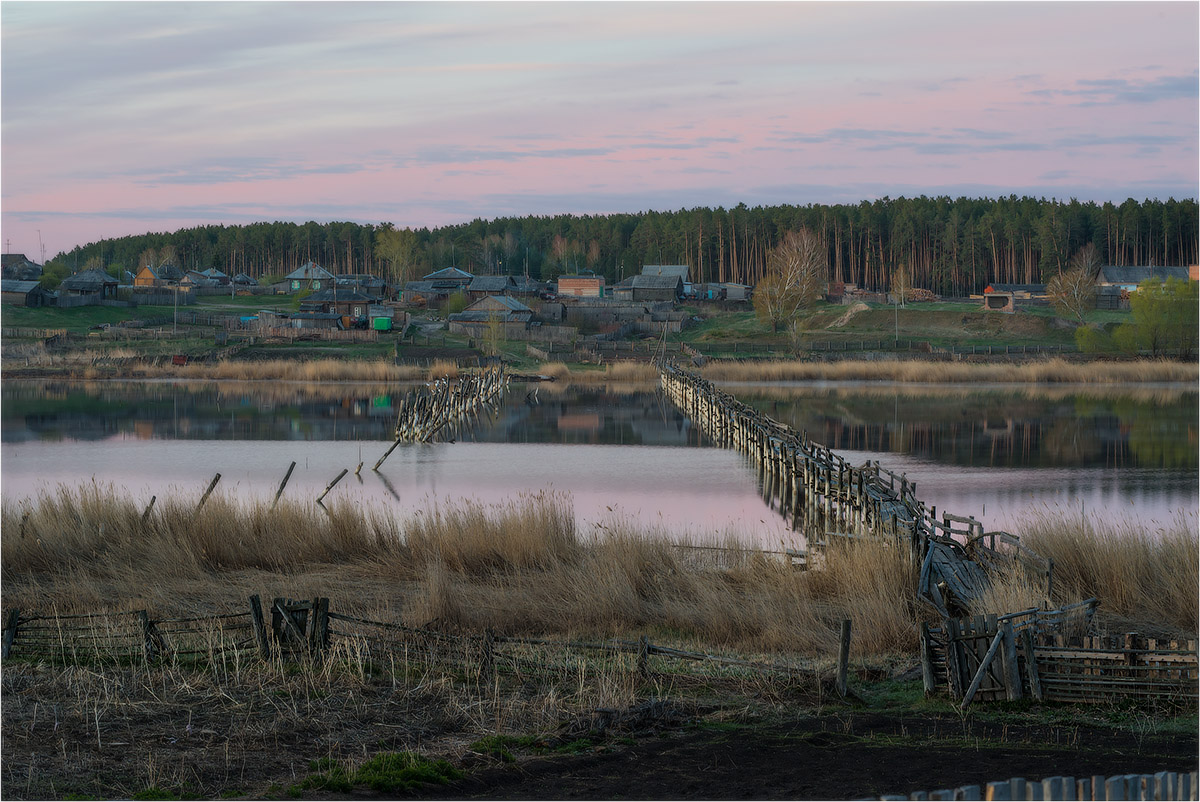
1001, 621, 1022, 701
249, 595, 270, 658
196, 473, 221, 511
272, 462, 297, 507
140, 496, 156, 524
1021, 628, 1043, 702
316, 469, 349, 505
919, 623, 936, 696
2, 608, 20, 659
836, 619, 852, 696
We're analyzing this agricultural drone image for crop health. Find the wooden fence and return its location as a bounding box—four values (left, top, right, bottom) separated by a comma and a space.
868, 771, 1197, 800
1, 595, 813, 683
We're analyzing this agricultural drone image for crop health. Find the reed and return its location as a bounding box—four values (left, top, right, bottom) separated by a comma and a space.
1014, 508, 1199, 634
698, 357, 1199, 384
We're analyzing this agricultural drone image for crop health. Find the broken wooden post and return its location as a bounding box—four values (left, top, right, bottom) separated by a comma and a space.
272, 462, 297, 507
196, 473, 221, 511
373, 438, 404, 471
836, 619, 852, 696
316, 469, 348, 505
2, 609, 20, 659
1021, 628, 1043, 702
919, 623, 936, 696
140, 496, 156, 523
1001, 621, 1022, 701
249, 595, 271, 659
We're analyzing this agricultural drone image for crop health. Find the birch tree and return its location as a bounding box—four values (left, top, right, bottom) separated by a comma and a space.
753, 229, 826, 333
1047, 242, 1099, 323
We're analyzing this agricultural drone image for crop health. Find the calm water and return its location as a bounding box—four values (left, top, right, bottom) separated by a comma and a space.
2, 379, 1195, 545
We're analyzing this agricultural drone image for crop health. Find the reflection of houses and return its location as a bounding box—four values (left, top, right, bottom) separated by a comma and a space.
1, 279, 50, 306
59, 268, 118, 299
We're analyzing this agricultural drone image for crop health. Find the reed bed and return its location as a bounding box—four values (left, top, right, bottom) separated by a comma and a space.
3, 484, 916, 656
698, 357, 1199, 384
1013, 508, 1199, 635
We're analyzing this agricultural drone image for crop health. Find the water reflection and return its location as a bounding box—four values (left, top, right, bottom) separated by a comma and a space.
1, 379, 1195, 537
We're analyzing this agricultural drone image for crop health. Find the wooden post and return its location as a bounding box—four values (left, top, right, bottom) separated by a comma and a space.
138, 610, 158, 662
960, 629, 1005, 708
1001, 621, 1022, 701
316, 469, 349, 505
836, 619, 852, 697
1021, 628, 1043, 702
2, 608, 20, 659
196, 473, 222, 511
249, 595, 270, 658
919, 623, 936, 696
272, 462, 297, 507
140, 496, 156, 524
637, 635, 650, 677
308, 597, 330, 653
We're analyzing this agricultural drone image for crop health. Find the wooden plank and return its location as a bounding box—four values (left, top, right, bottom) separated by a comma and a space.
1001, 622, 1022, 701
961, 629, 1005, 708
836, 619, 852, 696
1022, 629, 1043, 702
2, 608, 19, 660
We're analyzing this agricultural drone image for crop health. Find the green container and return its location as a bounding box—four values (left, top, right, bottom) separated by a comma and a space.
372, 317, 392, 331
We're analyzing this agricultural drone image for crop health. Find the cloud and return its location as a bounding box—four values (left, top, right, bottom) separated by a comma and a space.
1028, 71, 1198, 105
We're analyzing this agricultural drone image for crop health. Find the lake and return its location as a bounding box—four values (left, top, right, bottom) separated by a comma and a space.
2, 378, 1195, 547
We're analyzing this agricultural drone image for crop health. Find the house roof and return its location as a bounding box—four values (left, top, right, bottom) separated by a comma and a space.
284, 261, 336, 281
142, 264, 183, 281
403, 280, 448, 295
424, 267, 473, 281
631, 274, 683, 290
511, 276, 545, 293
468, 275, 517, 292
1098, 265, 1190, 284
301, 288, 377, 304
641, 264, 689, 281
449, 310, 530, 323
986, 283, 1046, 293
60, 269, 117, 290
466, 294, 533, 313
558, 274, 604, 282
1, 254, 35, 267
1, 279, 43, 294
200, 268, 229, 279
231, 273, 257, 284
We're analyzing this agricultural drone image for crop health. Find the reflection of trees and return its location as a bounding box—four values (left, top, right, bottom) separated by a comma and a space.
1116, 398, 1198, 470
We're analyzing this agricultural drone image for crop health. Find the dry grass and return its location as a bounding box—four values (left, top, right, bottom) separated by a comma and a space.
699, 357, 1199, 384
536, 361, 659, 383
3, 484, 919, 657
1010, 508, 1199, 635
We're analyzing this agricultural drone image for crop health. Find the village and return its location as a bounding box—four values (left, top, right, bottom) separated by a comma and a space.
3, 250, 1196, 364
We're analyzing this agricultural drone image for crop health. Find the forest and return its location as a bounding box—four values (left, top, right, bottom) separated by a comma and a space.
50, 195, 1199, 296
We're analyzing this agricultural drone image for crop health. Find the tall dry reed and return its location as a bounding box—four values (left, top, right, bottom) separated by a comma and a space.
1014, 507, 1199, 634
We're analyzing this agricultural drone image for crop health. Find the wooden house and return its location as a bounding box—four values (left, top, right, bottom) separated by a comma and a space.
59, 269, 118, 299
1, 254, 42, 281
557, 274, 605, 297
283, 261, 336, 292
1095, 266, 1191, 292
641, 264, 690, 282
299, 288, 376, 319
447, 295, 534, 336
200, 268, 230, 286
629, 274, 683, 302
1, 279, 50, 307
134, 264, 183, 287
467, 274, 517, 300
422, 267, 473, 287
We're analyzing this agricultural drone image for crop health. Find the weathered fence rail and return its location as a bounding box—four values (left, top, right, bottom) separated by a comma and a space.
2, 595, 813, 684
867, 771, 1198, 801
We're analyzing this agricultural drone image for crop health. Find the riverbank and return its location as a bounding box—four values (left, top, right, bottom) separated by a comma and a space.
2, 350, 1197, 384
2, 486, 1196, 800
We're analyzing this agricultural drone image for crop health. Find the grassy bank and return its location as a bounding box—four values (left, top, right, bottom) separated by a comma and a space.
4, 484, 1195, 645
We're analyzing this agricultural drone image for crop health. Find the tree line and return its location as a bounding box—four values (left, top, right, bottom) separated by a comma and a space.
49, 196, 1198, 296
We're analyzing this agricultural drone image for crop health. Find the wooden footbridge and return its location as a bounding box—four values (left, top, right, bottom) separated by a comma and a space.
659, 363, 1051, 621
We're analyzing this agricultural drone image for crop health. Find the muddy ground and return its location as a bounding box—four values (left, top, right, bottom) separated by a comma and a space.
4, 658, 1196, 802
419, 712, 1198, 801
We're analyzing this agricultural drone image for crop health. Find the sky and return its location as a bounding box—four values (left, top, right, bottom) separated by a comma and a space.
2, 1, 1197, 261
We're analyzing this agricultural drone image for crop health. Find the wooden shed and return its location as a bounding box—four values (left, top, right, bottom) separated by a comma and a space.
0, 279, 49, 307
